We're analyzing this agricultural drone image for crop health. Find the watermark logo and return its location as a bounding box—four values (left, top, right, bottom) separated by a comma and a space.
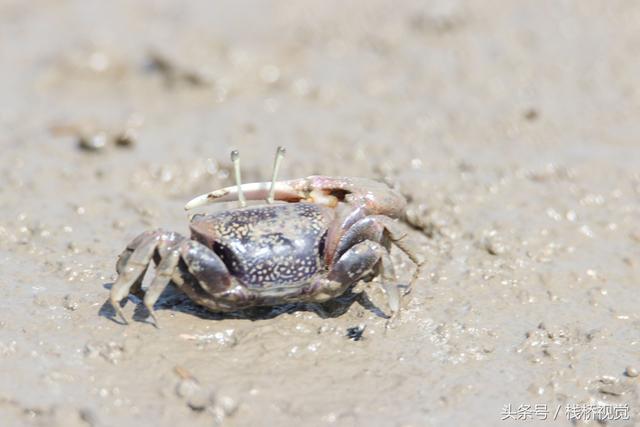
501, 403, 630, 422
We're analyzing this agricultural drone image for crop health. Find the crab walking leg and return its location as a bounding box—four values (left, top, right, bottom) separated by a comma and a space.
110, 234, 160, 324
370, 215, 425, 285
230, 150, 246, 207
331, 215, 385, 265
328, 240, 401, 316
169, 240, 239, 312
376, 248, 401, 315
369, 216, 423, 260
267, 146, 286, 203
116, 230, 158, 275
170, 271, 232, 312
330, 215, 423, 283
142, 249, 180, 327
179, 239, 232, 294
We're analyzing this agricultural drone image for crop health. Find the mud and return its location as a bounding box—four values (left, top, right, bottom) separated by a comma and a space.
1, 1, 639, 426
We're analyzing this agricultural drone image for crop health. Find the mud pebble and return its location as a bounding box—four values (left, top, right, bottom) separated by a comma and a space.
114, 131, 136, 148
145, 52, 211, 87
624, 366, 639, 377
62, 294, 79, 311
523, 108, 539, 121
346, 325, 366, 341
112, 220, 125, 230
483, 232, 507, 256
596, 376, 631, 396
77, 133, 108, 152
176, 378, 214, 411
218, 396, 238, 416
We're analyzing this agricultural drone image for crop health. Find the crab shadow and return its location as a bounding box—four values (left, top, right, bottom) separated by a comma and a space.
99, 282, 388, 325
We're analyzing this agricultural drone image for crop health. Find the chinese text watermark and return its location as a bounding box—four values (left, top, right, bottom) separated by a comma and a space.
501, 403, 630, 422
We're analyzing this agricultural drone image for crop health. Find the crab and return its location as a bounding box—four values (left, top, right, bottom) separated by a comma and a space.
109, 147, 421, 325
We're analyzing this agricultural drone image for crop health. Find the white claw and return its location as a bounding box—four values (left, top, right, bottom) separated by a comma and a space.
185, 181, 302, 210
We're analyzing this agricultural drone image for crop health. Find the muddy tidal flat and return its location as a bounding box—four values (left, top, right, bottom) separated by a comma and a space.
0, 1, 639, 426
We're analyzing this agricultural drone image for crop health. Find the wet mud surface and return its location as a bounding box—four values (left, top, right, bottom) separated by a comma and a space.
0, 1, 639, 426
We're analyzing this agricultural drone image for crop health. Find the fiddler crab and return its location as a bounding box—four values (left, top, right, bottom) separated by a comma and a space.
110, 147, 422, 326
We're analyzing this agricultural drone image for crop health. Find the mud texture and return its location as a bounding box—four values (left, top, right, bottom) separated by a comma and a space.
1, 1, 639, 426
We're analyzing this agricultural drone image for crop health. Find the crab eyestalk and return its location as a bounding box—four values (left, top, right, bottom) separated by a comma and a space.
185, 148, 300, 210
231, 150, 246, 207
267, 146, 286, 204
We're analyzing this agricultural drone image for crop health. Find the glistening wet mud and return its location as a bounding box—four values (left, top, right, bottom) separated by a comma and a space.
0, 1, 639, 426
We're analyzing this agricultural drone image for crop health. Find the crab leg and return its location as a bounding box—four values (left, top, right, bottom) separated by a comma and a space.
328, 240, 400, 316
110, 234, 160, 324
143, 250, 180, 327
371, 215, 425, 285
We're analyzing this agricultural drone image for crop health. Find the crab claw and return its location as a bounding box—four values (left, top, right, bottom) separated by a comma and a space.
185, 176, 406, 218
184, 181, 303, 210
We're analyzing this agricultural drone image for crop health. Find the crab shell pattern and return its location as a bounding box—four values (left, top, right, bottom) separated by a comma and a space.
110, 176, 421, 325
